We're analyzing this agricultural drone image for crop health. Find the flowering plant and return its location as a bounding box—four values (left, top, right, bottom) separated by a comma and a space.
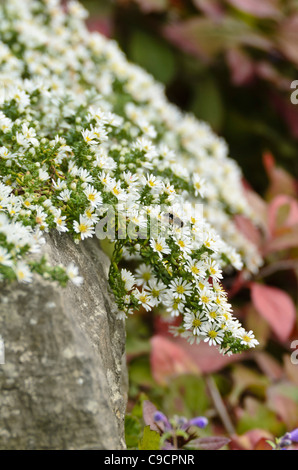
0, 0, 261, 355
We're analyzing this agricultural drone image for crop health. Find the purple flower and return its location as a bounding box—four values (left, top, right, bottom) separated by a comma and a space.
289, 428, 298, 443
153, 411, 171, 430
189, 416, 208, 429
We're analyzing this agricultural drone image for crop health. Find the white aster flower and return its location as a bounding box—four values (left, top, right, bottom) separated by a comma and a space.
73, 215, 95, 240
150, 236, 171, 259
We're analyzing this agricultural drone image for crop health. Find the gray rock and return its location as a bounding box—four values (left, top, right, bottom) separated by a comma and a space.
0, 232, 127, 450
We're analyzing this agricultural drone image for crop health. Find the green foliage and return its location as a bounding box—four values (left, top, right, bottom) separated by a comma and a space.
138, 426, 161, 450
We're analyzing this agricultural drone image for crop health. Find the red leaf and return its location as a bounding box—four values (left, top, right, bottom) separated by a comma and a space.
263, 151, 275, 175
250, 283, 296, 342
150, 335, 199, 385
193, 436, 230, 450
265, 195, 298, 252
254, 438, 273, 450
263, 151, 297, 199
86, 18, 112, 37
175, 337, 244, 373
230, 429, 273, 450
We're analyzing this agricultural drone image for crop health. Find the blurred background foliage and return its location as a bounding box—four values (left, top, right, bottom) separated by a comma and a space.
81, 0, 298, 449
82, 0, 298, 195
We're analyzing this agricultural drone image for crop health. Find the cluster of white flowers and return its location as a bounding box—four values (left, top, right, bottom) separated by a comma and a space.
0, 0, 261, 353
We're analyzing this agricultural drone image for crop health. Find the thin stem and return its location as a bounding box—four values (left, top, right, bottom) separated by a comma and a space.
205, 375, 235, 436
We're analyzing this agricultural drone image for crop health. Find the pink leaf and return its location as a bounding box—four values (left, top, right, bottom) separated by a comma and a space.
265, 226, 298, 253
163, 17, 273, 61
175, 337, 244, 373
251, 283, 296, 342
263, 151, 297, 198
142, 400, 162, 433
277, 14, 298, 66
226, 48, 255, 86
268, 195, 298, 236
153, 317, 245, 373
193, 0, 224, 19
253, 351, 283, 381
226, 0, 281, 19
150, 335, 199, 385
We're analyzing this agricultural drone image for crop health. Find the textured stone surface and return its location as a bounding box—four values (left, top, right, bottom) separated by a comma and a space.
0, 232, 127, 450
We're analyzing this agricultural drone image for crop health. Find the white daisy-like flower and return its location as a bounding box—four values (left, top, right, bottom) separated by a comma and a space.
14, 261, 33, 283
133, 288, 155, 312
144, 278, 167, 306
201, 322, 225, 346
163, 292, 185, 317
175, 235, 192, 255
135, 263, 154, 286
183, 309, 206, 336
198, 286, 215, 308
38, 168, 50, 181
239, 330, 259, 348
66, 263, 83, 286
169, 277, 193, 300
73, 215, 95, 240
0, 246, 13, 267
192, 174, 205, 198
150, 236, 171, 259
205, 259, 223, 282
53, 209, 68, 233
83, 184, 103, 208
121, 268, 136, 291
186, 258, 206, 280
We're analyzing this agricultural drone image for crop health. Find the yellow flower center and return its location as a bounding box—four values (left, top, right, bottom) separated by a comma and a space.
78, 223, 87, 233
208, 330, 218, 339
242, 335, 251, 343
176, 285, 185, 295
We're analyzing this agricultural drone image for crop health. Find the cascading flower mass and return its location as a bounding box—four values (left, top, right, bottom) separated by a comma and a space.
0, 0, 261, 354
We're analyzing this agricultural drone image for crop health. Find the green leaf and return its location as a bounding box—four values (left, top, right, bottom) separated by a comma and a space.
129, 30, 176, 84
163, 375, 210, 418
125, 415, 142, 449
138, 426, 161, 450
236, 399, 286, 436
